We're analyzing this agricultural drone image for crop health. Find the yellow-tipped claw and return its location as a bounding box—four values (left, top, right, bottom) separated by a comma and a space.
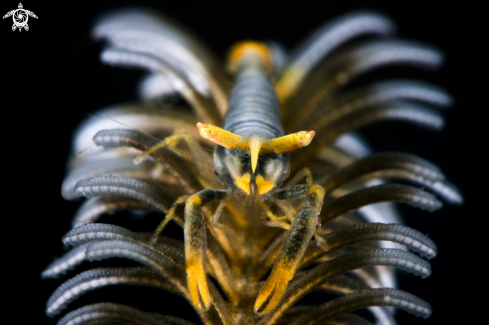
254, 267, 292, 315
187, 257, 211, 310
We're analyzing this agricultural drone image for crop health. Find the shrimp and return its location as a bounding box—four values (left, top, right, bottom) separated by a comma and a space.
44, 9, 462, 325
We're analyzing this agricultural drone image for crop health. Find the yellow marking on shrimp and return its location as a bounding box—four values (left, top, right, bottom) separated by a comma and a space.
256, 174, 275, 195
227, 41, 273, 73
249, 135, 266, 173
186, 253, 211, 310
267, 131, 315, 154
254, 266, 294, 315
187, 195, 202, 206
197, 123, 315, 156
196, 122, 246, 150
259, 200, 291, 230
234, 173, 251, 195
309, 184, 326, 197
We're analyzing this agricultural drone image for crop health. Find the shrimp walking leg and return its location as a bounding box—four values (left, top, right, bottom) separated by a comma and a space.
262, 167, 314, 228
269, 169, 325, 245
255, 184, 325, 315
184, 189, 227, 311
150, 195, 189, 244
283, 167, 313, 187
134, 130, 204, 164
135, 130, 216, 187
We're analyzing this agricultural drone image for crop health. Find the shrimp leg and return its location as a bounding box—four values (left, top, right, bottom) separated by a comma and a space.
184, 189, 227, 311
254, 184, 325, 315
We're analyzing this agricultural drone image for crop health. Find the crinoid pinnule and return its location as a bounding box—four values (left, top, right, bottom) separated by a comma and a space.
44, 8, 462, 325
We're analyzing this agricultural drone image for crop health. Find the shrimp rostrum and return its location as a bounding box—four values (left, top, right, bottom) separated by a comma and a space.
45, 9, 462, 325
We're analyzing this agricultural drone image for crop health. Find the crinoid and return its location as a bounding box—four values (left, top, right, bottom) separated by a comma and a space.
43, 8, 462, 325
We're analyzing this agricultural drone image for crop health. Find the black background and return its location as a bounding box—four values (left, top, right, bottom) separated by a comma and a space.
2, 1, 486, 324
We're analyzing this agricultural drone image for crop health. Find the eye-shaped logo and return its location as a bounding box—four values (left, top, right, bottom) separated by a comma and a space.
3, 3, 37, 32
